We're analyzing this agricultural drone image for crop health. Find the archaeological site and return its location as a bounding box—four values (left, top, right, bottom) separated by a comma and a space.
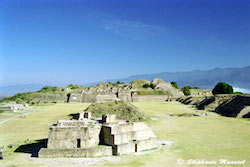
39, 111, 156, 158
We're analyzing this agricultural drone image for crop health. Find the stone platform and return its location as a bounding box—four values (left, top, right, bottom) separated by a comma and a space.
39, 146, 112, 158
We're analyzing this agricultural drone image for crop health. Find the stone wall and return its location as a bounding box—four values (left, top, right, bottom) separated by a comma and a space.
215, 95, 250, 118
81, 92, 99, 103
39, 146, 112, 158
118, 91, 132, 102
0, 103, 30, 112
101, 121, 156, 155
31, 93, 68, 103
177, 95, 250, 118
132, 95, 169, 102
47, 120, 101, 149
190, 89, 212, 96
67, 92, 82, 103
96, 94, 117, 103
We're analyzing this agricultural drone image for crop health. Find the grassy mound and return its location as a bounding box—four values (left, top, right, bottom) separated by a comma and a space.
84, 101, 145, 121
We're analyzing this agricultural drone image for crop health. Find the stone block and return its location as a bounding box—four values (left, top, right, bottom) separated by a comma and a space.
135, 138, 157, 152
113, 142, 135, 156
0, 149, 4, 160
39, 146, 112, 158
102, 114, 116, 123
79, 112, 92, 120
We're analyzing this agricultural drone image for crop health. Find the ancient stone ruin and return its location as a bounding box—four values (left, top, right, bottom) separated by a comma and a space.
0, 103, 30, 112
176, 95, 250, 118
23, 78, 184, 104
39, 112, 156, 158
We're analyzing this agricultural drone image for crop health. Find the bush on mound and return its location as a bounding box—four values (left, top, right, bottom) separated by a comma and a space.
212, 82, 234, 95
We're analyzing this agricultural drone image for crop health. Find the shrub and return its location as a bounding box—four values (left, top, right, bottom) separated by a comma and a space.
181, 86, 191, 96
39, 86, 57, 92
171, 81, 179, 89
116, 81, 124, 84
1, 92, 36, 103
67, 84, 80, 89
110, 81, 125, 86
143, 83, 157, 89
143, 84, 150, 89
15, 98, 22, 104
212, 82, 234, 95
0, 110, 4, 114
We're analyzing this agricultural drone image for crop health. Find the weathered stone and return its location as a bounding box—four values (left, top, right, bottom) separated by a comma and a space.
0, 103, 30, 112
79, 111, 92, 120
132, 95, 169, 102
39, 146, 112, 158
47, 120, 101, 149
113, 142, 135, 156
0, 149, 4, 160
96, 94, 117, 103
102, 114, 116, 123
215, 95, 250, 118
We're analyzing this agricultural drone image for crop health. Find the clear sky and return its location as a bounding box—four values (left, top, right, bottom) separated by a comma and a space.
1, 0, 250, 86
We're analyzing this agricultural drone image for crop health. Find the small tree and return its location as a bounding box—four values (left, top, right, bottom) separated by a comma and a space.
143, 84, 150, 89
150, 83, 156, 89
181, 86, 191, 96
67, 84, 80, 89
212, 82, 234, 95
171, 81, 179, 89
142, 83, 157, 89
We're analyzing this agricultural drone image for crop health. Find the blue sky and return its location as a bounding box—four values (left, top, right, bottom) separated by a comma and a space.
1, 0, 250, 86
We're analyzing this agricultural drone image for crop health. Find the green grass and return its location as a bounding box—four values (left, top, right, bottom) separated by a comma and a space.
0, 103, 90, 146
85, 101, 145, 121
98, 102, 250, 167
1, 102, 250, 167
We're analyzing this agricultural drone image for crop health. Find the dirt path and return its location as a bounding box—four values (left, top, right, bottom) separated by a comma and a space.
0, 107, 42, 124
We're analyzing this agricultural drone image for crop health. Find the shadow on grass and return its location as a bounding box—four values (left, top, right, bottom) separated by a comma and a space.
68, 113, 79, 119
14, 139, 47, 157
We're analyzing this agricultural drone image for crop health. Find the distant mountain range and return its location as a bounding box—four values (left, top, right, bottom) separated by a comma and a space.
107, 66, 250, 90
0, 84, 44, 96
1, 66, 250, 96
0, 94, 9, 100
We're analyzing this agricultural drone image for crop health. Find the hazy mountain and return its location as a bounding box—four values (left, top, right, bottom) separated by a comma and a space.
0, 84, 44, 96
107, 66, 250, 90
0, 94, 9, 100
1, 66, 250, 96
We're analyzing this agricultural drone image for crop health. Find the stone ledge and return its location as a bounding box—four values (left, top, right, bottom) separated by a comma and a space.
38, 146, 112, 158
